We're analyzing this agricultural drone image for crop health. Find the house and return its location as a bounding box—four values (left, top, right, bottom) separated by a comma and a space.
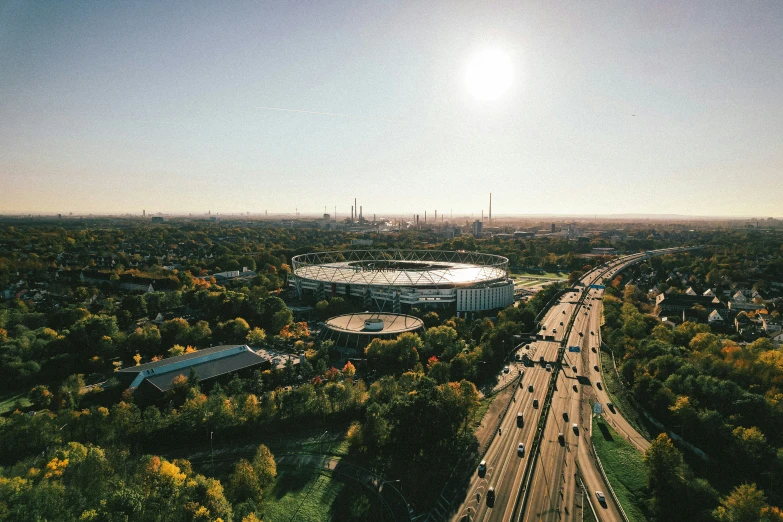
760, 316, 782, 334
655, 293, 728, 320
685, 287, 697, 296
771, 331, 783, 347
708, 309, 725, 325
703, 289, 716, 297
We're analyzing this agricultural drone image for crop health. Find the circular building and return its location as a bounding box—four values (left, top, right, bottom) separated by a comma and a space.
291, 250, 514, 315
322, 313, 424, 350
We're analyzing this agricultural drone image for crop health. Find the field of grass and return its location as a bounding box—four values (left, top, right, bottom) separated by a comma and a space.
592, 417, 650, 522
262, 467, 381, 522
599, 351, 653, 441
0, 393, 31, 415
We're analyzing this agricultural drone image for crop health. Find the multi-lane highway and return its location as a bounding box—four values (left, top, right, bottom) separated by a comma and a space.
450, 248, 691, 522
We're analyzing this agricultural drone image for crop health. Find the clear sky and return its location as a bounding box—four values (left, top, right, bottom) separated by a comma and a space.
1, 1, 781, 217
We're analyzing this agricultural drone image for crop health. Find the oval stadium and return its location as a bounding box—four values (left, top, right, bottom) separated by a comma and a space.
290, 250, 514, 315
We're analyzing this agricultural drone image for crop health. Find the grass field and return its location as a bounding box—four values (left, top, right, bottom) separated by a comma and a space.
592, 417, 650, 522
0, 393, 31, 415
599, 351, 654, 441
261, 467, 382, 522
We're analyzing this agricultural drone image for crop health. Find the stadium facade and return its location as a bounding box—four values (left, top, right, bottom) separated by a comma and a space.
290, 250, 514, 315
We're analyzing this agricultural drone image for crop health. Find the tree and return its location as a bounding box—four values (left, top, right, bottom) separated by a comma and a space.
644, 434, 686, 516
342, 360, 356, 378
60, 374, 86, 409
246, 327, 267, 346
29, 385, 53, 410
228, 459, 261, 504
713, 483, 767, 522
251, 444, 276, 488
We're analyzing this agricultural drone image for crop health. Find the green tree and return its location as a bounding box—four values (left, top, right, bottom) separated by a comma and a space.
714, 483, 767, 522
251, 444, 277, 488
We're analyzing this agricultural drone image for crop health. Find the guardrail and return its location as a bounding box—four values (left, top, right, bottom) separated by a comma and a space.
479, 373, 524, 457
590, 438, 630, 522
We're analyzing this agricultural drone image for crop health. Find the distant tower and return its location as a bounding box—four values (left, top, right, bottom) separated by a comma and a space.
360, 205, 363, 221
489, 193, 492, 224
143, 209, 146, 217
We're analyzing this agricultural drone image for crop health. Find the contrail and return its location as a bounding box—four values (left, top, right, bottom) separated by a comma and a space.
253, 105, 400, 123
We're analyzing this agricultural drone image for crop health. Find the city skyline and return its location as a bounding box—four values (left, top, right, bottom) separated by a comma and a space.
2, 1, 782, 217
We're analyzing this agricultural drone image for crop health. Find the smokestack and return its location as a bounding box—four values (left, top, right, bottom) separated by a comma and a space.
355, 198, 357, 222
482, 209, 484, 221
435, 210, 437, 222
425, 211, 427, 223
351, 206, 354, 223
489, 193, 492, 224
360, 205, 362, 221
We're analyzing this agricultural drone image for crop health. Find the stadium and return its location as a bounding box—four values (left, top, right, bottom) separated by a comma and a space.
290, 250, 514, 315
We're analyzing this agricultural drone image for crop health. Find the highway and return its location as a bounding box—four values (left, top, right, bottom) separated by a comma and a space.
448, 247, 690, 522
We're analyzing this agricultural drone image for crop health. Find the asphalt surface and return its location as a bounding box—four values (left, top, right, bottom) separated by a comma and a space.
450, 249, 689, 522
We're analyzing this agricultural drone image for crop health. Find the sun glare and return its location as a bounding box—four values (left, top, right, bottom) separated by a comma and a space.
465, 48, 512, 102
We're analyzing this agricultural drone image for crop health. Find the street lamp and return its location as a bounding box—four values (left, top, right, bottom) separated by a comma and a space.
210, 431, 214, 470
317, 430, 328, 455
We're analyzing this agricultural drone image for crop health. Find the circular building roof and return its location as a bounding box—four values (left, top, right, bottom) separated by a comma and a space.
292, 250, 508, 288
324, 313, 424, 336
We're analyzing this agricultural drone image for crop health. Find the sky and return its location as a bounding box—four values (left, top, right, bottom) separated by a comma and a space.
1, 1, 782, 218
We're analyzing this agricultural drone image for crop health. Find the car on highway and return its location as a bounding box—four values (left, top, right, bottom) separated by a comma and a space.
487, 487, 495, 505
591, 331, 595, 335
552, 328, 557, 333
594, 365, 600, 372
595, 491, 606, 503
607, 402, 615, 413
562, 310, 566, 314
578, 332, 583, 336
478, 460, 487, 476
528, 384, 534, 392
503, 366, 510, 373
533, 399, 539, 408
517, 443, 525, 456
591, 347, 597, 353
596, 381, 602, 390
563, 411, 568, 421
545, 364, 552, 372
571, 365, 577, 372
572, 423, 578, 434
517, 412, 524, 426
559, 321, 564, 325
558, 432, 564, 444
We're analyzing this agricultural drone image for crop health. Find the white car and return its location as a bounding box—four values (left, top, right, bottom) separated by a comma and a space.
517, 443, 525, 456
596, 491, 606, 503
503, 366, 510, 374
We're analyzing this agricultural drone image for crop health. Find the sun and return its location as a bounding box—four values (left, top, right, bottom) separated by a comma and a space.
464, 48, 513, 102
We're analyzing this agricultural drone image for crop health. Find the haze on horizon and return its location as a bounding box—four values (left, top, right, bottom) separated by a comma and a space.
1, 1, 782, 218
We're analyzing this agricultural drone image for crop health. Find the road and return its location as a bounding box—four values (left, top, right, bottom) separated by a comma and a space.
448, 248, 692, 522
